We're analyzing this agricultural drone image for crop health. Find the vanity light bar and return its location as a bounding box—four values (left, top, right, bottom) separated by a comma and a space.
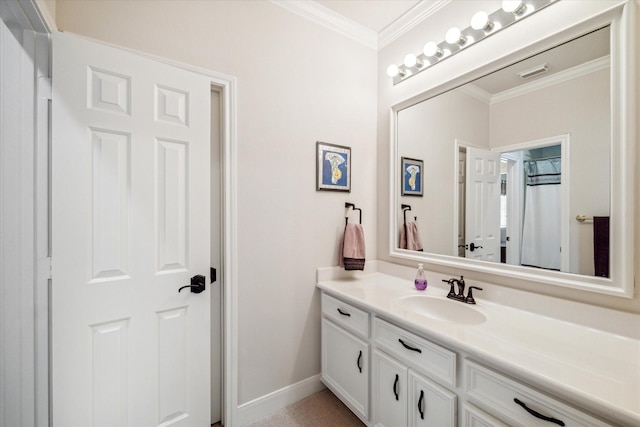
388, 0, 557, 85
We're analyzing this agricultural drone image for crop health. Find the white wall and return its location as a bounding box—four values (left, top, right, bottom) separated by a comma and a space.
55, 0, 377, 406
397, 89, 489, 255
377, 0, 640, 312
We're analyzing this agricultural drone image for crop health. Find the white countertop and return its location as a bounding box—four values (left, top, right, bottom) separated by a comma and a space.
317, 272, 640, 426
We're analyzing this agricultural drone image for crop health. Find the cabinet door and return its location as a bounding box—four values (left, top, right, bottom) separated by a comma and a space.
409, 371, 457, 426
373, 350, 408, 427
321, 319, 369, 420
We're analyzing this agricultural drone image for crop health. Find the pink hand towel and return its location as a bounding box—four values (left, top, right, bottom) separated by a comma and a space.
400, 221, 423, 251
340, 223, 365, 271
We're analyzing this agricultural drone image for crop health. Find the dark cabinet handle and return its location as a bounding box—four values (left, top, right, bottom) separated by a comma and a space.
393, 374, 399, 401
418, 389, 425, 420
357, 351, 362, 373
514, 398, 565, 426
398, 338, 422, 353
337, 308, 351, 317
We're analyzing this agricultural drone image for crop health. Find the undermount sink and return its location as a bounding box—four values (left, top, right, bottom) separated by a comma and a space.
398, 295, 487, 325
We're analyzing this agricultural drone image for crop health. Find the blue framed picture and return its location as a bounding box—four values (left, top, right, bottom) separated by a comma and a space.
401, 157, 423, 196
316, 141, 351, 192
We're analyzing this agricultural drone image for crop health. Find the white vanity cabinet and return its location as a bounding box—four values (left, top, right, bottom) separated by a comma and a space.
320, 293, 370, 422
320, 290, 621, 427
372, 318, 457, 426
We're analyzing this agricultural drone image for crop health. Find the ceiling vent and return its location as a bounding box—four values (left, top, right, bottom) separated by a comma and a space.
518, 63, 549, 79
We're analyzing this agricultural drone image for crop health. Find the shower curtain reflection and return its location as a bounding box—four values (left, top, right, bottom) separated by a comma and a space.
520, 157, 562, 270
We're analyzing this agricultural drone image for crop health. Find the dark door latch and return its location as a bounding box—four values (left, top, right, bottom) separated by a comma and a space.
468, 242, 483, 252
178, 274, 206, 294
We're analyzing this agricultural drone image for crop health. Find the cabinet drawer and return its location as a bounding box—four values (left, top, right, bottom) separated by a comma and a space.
462, 403, 509, 427
464, 360, 612, 427
322, 293, 369, 338
374, 317, 456, 388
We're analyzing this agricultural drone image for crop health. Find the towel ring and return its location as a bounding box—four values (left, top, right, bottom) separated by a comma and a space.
345, 202, 362, 225
401, 204, 416, 225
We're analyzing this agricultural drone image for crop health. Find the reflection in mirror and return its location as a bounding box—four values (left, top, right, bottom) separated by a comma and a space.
397, 26, 611, 278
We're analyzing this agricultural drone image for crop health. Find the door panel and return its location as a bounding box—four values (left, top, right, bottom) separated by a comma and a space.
52, 32, 210, 427
465, 147, 501, 262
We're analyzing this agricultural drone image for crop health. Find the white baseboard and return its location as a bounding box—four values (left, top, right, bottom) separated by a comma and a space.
237, 374, 326, 426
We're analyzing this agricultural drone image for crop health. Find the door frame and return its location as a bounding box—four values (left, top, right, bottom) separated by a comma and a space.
0, 2, 51, 426
501, 151, 523, 266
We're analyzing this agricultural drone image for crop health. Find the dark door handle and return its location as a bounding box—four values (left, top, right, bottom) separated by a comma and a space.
469, 242, 483, 252
178, 274, 206, 294
337, 308, 351, 317
418, 389, 425, 419
393, 374, 399, 401
356, 351, 362, 373
514, 398, 565, 426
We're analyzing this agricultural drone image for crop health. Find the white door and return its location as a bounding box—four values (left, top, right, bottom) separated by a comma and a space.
465, 147, 501, 262
51, 32, 211, 427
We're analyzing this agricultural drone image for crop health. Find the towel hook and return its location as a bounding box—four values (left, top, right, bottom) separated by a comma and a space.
345, 202, 362, 225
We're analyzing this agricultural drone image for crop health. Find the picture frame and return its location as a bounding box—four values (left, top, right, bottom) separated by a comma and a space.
401, 157, 423, 196
316, 141, 351, 192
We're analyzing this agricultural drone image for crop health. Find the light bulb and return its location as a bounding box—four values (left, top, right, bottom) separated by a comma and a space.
423, 41, 443, 58
403, 53, 422, 68
404, 53, 417, 67
386, 64, 399, 77
470, 11, 493, 31
445, 27, 467, 45
502, 0, 527, 15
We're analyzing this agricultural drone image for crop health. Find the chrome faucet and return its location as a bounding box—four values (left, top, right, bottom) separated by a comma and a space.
442, 276, 483, 304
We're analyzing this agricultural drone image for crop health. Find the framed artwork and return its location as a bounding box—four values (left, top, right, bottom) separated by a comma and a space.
401, 157, 423, 196
316, 141, 351, 192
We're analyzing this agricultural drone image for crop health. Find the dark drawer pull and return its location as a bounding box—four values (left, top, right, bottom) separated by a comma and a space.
514, 398, 565, 426
393, 374, 399, 401
337, 308, 351, 317
357, 351, 362, 373
398, 338, 422, 353
418, 389, 425, 419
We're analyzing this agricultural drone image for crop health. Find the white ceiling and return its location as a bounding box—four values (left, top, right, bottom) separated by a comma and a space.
314, 0, 423, 33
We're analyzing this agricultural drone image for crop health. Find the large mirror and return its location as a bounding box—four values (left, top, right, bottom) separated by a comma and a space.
390, 3, 635, 298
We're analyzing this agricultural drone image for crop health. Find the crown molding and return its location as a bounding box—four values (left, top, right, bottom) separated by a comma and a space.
268, 0, 378, 49
378, 0, 451, 49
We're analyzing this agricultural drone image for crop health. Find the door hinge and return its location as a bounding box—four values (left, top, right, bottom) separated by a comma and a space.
37, 257, 52, 281
38, 76, 52, 100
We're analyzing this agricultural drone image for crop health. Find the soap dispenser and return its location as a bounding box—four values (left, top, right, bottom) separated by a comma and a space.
414, 263, 427, 291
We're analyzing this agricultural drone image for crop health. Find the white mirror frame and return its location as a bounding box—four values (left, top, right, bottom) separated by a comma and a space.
389, 0, 636, 298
